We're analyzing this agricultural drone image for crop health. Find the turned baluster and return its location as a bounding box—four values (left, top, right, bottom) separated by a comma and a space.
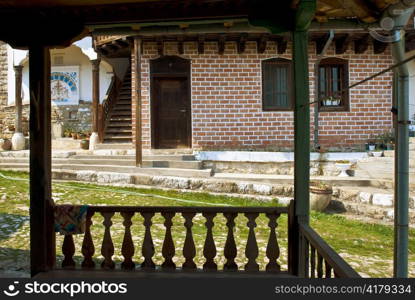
325, 260, 332, 278
223, 212, 238, 271
310, 245, 316, 278
121, 212, 135, 270
101, 212, 115, 269
141, 212, 155, 269
161, 212, 176, 269
265, 212, 281, 272
317, 253, 323, 278
62, 235, 76, 268
244, 213, 259, 271
202, 212, 217, 271
81, 211, 95, 268
182, 212, 197, 270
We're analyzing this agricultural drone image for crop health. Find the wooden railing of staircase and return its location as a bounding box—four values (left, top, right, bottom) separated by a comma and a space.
98, 75, 122, 143
298, 223, 361, 278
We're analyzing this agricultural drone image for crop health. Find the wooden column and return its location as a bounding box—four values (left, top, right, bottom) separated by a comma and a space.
14, 65, 23, 133
91, 58, 101, 133
133, 37, 142, 167
29, 45, 55, 276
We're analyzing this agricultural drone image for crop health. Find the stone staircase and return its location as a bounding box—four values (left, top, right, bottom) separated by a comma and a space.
104, 68, 132, 144
0, 152, 213, 178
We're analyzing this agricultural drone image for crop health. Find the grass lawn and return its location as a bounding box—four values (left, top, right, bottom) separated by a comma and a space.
0, 170, 414, 278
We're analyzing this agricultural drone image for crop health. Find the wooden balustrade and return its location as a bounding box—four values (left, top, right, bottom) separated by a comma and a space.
98, 75, 122, 142
58, 206, 288, 273
298, 223, 361, 278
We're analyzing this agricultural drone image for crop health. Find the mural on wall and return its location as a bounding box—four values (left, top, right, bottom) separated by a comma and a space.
50, 66, 80, 105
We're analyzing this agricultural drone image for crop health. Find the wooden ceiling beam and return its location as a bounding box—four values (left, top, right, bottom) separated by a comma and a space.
218, 34, 226, 55
335, 34, 352, 54
237, 33, 247, 54
314, 33, 332, 55
198, 35, 205, 54
354, 34, 370, 54
373, 39, 388, 54
257, 35, 268, 54
156, 37, 163, 56
177, 36, 184, 55
276, 36, 288, 54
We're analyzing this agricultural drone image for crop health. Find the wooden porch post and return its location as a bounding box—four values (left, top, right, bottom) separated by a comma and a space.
133, 37, 142, 167
29, 45, 55, 276
290, 0, 316, 277
91, 58, 101, 133
14, 65, 23, 133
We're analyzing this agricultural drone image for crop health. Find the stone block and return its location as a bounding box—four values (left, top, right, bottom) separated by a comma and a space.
97, 172, 134, 184
358, 192, 372, 204
76, 170, 97, 182
252, 184, 272, 195
372, 193, 393, 207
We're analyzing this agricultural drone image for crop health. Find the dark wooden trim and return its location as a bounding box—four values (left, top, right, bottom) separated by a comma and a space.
373, 39, 388, 54
29, 46, 55, 277
354, 34, 370, 54
237, 33, 247, 54
318, 57, 350, 112
335, 34, 352, 54
156, 37, 164, 56
257, 35, 268, 54
218, 35, 226, 55
13, 65, 23, 133
133, 37, 143, 167
261, 57, 294, 111
91, 58, 100, 133
276, 37, 288, 54
198, 35, 205, 54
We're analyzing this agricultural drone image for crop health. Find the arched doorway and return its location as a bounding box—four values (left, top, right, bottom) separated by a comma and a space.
150, 56, 191, 149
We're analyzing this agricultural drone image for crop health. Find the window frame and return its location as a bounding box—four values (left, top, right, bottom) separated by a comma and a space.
261, 57, 294, 111
317, 57, 350, 112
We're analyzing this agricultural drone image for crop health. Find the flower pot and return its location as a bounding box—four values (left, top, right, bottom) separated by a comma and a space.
368, 144, 375, 151
310, 186, 333, 212
80, 139, 89, 150
1, 139, 12, 151
335, 163, 352, 177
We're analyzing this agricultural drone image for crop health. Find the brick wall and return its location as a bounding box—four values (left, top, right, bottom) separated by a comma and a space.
131, 39, 393, 151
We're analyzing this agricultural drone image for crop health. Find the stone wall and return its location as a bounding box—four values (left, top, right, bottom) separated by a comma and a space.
0, 42, 9, 137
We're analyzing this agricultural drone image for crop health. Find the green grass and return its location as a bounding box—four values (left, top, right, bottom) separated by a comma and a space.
0, 170, 414, 278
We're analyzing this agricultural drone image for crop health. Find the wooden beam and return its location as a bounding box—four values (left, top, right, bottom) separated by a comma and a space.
335, 34, 352, 54
218, 35, 226, 55
373, 39, 388, 54
314, 33, 331, 55
257, 35, 268, 54
354, 34, 370, 54
91, 58, 100, 133
198, 35, 205, 54
295, 0, 317, 31
237, 33, 247, 54
178, 36, 184, 55
13, 65, 23, 133
29, 46, 55, 276
157, 37, 164, 56
133, 37, 143, 167
276, 37, 288, 54
342, 0, 377, 23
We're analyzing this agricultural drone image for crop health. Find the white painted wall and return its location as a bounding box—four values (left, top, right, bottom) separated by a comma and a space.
7, 44, 114, 105
407, 50, 415, 122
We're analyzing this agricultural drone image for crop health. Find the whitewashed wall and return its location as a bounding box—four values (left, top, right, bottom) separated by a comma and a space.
7, 44, 114, 105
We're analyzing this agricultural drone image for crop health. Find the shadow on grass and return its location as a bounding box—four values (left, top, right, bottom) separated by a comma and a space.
0, 213, 29, 241
0, 247, 30, 277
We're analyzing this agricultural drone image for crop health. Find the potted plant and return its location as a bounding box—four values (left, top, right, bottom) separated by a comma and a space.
0, 137, 12, 151
71, 131, 78, 139
335, 160, 352, 177
366, 134, 376, 151
310, 181, 333, 212
80, 137, 90, 150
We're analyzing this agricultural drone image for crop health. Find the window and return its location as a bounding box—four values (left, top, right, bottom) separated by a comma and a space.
262, 58, 293, 111
318, 57, 349, 111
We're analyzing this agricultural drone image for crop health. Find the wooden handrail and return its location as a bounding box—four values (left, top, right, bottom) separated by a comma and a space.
57, 205, 289, 273
98, 75, 122, 142
299, 222, 361, 278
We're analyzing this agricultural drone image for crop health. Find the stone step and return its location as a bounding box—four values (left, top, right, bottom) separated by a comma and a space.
0, 157, 202, 169
0, 163, 212, 177
108, 117, 132, 122
107, 124, 132, 129
113, 104, 131, 110
105, 129, 132, 134
104, 137, 133, 143
76, 154, 196, 161
95, 143, 133, 150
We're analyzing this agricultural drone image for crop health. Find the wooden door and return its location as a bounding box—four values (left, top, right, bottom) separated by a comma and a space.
152, 77, 191, 148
